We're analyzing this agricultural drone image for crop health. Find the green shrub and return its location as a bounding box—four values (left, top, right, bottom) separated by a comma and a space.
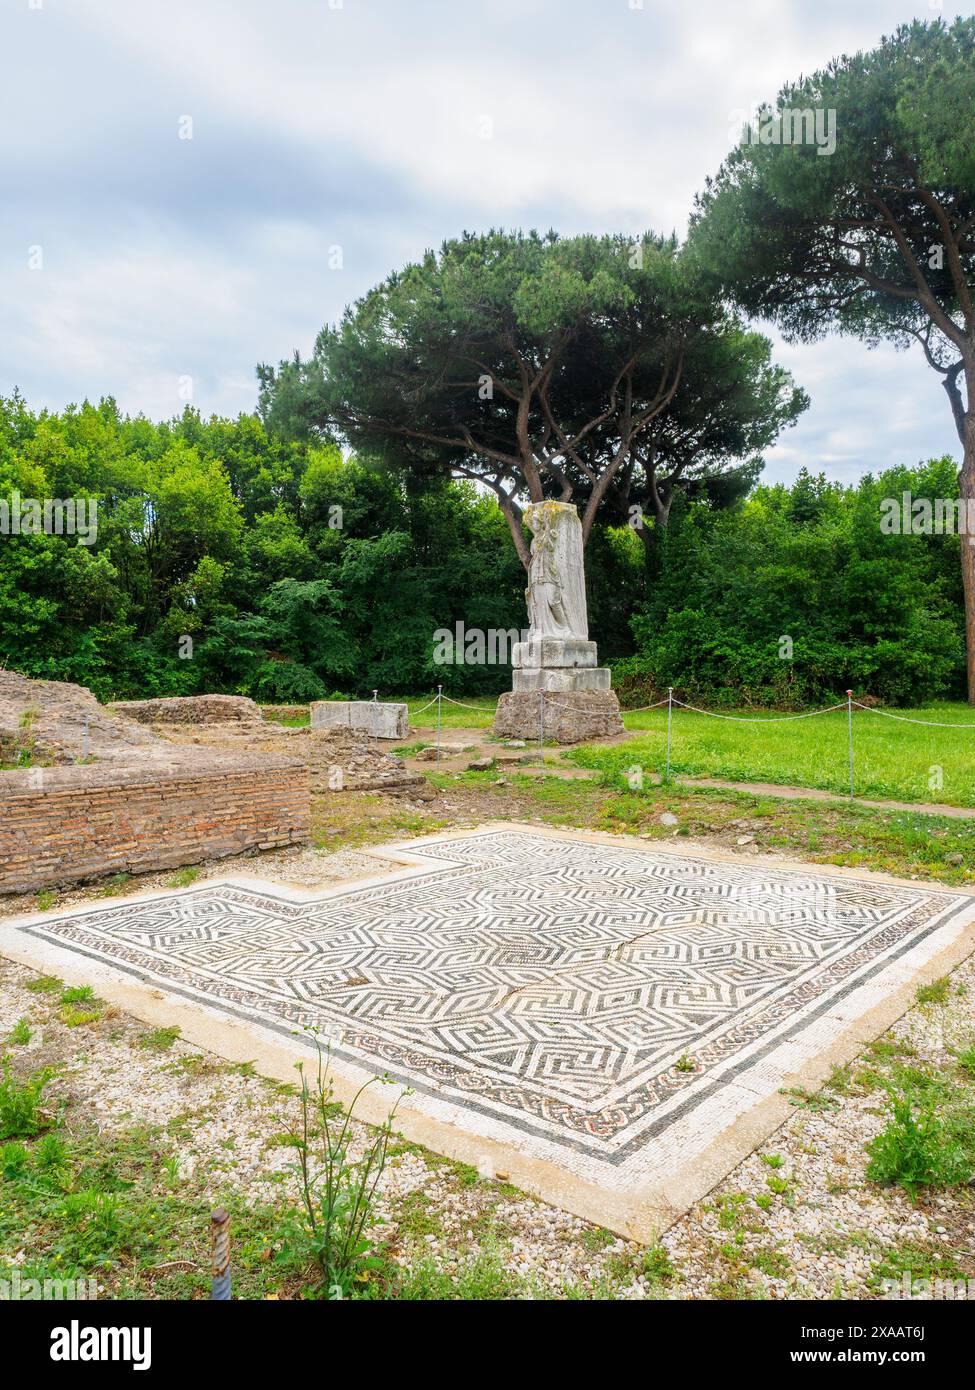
866, 1097, 970, 1198
0, 1055, 53, 1140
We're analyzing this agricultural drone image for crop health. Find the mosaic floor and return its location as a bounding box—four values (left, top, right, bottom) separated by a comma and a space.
7, 827, 975, 1228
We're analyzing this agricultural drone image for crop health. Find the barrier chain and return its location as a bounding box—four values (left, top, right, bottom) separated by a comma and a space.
396, 687, 975, 800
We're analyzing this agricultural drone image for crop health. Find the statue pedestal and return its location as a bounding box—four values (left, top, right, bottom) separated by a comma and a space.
493, 687, 624, 744
495, 633, 624, 741
492, 501, 624, 744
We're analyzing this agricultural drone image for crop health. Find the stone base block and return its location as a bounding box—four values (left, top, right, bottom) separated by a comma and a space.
512, 637, 597, 669
492, 689, 624, 744
512, 666, 611, 693
310, 700, 409, 740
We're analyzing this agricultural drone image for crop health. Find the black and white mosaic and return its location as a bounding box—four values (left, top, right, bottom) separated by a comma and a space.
15, 830, 973, 1183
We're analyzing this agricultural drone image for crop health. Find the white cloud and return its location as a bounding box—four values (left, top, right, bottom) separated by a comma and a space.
1, 0, 961, 478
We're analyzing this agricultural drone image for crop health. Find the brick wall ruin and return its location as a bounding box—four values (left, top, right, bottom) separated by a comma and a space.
0, 755, 309, 894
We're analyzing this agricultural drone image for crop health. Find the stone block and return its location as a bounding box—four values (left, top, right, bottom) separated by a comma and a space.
492, 690, 624, 743
310, 701, 409, 740
511, 638, 597, 669
512, 667, 612, 693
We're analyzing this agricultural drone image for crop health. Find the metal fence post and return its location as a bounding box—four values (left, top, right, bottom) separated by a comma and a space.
436, 685, 442, 762
210, 1207, 231, 1300
846, 689, 854, 799
666, 687, 673, 783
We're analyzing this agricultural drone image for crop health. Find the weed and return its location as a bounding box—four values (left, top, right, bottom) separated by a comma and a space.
25, 976, 62, 995
914, 978, 951, 1006
275, 1036, 401, 1298
168, 868, 201, 889
956, 1045, 975, 1079
866, 1096, 970, 1199
139, 1027, 181, 1052
0, 1055, 53, 1140
60, 986, 95, 1006
8, 1018, 32, 1046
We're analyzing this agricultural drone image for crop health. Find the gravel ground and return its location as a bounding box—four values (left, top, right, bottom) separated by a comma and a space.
1, 937, 972, 1299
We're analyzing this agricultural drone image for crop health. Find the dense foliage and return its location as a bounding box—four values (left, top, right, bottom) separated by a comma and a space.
616, 459, 965, 708
0, 393, 964, 708
0, 393, 643, 701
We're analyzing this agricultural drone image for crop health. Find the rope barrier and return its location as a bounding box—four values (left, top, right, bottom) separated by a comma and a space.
670, 698, 849, 723
851, 702, 975, 729
438, 694, 502, 712
409, 697, 441, 716
398, 685, 975, 801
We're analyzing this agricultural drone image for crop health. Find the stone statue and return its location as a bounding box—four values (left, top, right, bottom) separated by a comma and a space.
525, 501, 589, 641
493, 499, 623, 744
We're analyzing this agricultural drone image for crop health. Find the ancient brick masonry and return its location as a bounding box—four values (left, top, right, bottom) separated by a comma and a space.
0, 755, 309, 894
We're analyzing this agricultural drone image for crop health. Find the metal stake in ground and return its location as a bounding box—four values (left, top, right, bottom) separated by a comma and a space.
666, 687, 673, 782
538, 689, 545, 768
436, 684, 442, 763
210, 1207, 231, 1300
846, 689, 855, 798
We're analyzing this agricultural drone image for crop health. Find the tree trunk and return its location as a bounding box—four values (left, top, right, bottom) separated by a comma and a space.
961, 400, 975, 704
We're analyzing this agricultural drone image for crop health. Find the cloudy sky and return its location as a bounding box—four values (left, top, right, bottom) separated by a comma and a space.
2, 0, 963, 483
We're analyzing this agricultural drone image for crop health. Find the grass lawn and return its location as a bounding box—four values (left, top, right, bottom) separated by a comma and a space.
272, 691, 975, 807
571, 700, 975, 809
403, 693, 497, 729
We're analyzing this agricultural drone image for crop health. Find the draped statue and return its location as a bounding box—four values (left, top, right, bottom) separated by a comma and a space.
524, 502, 589, 642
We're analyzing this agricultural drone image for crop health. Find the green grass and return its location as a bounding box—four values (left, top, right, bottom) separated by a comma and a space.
331, 691, 975, 808
0, 1123, 303, 1298
167, 867, 201, 889
571, 700, 975, 807
138, 1027, 181, 1052
7, 1019, 32, 1046
399, 694, 498, 730
0, 1056, 54, 1140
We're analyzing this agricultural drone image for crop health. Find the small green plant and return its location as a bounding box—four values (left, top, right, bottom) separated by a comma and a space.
0, 1055, 53, 1140
782, 1085, 839, 1112
914, 977, 950, 1006
139, 1026, 181, 1052
640, 1241, 674, 1285
8, 1018, 32, 1046
25, 975, 62, 995
168, 867, 201, 888
752, 1246, 791, 1279
579, 1225, 615, 1253
675, 1051, 696, 1073
1, 1141, 30, 1179
826, 1064, 852, 1094
760, 1153, 784, 1169
98, 873, 132, 898
58, 985, 102, 1028
956, 1045, 975, 1079
35, 891, 56, 912
276, 1037, 401, 1298
865, 1096, 969, 1199
60, 985, 95, 1005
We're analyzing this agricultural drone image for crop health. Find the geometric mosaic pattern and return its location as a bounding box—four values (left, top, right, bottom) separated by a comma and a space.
16, 829, 973, 1185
